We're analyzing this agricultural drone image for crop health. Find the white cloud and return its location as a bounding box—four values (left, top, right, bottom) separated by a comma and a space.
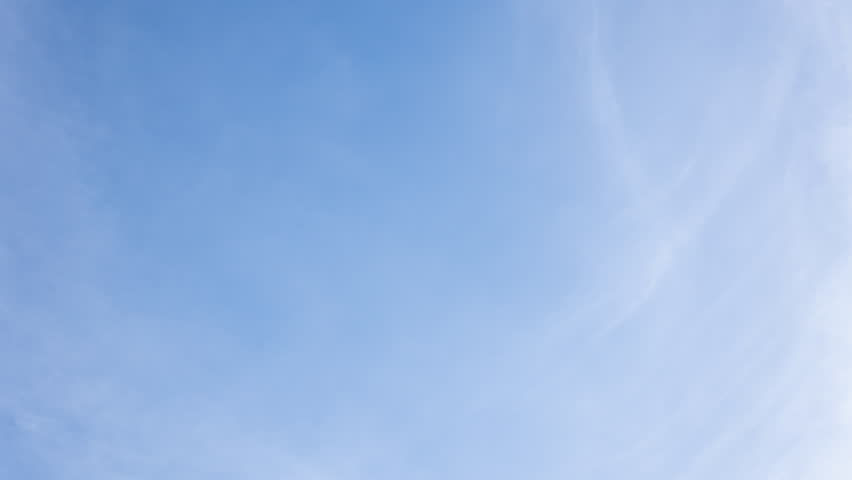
4, 1, 852, 479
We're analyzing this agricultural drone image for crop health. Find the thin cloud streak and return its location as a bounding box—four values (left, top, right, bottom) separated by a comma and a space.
3, 1, 852, 479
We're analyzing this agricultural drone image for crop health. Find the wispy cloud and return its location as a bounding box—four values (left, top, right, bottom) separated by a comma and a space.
3, 1, 852, 479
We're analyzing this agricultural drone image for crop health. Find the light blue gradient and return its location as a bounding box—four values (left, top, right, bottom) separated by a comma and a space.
2, 1, 852, 478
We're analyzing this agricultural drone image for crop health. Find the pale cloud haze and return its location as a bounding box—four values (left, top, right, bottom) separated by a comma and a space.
2, 1, 852, 479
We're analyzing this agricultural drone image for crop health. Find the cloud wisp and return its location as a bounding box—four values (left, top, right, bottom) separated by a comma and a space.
2, 1, 852, 479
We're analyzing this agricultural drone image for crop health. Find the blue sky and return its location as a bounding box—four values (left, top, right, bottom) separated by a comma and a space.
2, 0, 852, 478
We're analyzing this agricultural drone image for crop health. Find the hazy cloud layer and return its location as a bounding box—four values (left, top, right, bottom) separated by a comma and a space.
2, 1, 852, 478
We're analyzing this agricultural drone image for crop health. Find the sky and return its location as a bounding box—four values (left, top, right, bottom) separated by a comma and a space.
2, 0, 852, 478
